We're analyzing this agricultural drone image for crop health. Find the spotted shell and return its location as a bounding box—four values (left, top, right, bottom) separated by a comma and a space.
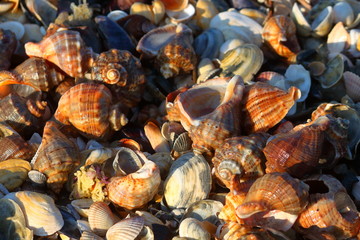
236, 172, 309, 231
25, 30, 95, 77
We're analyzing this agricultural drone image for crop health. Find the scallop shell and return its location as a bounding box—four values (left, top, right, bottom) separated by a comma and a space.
296, 174, 360, 239
163, 152, 211, 209
241, 82, 301, 134
0, 159, 31, 191
88, 201, 120, 236
236, 172, 309, 231
4, 191, 64, 236
107, 159, 161, 210
194, 28, 224, 60
32, 120, 80, 193
262, 15, 300, 62
220, 44, 263, 83
106, 216, 145, 240
212, 132, 270, 188
25, 30, 95, 77
0, 198, 33, 240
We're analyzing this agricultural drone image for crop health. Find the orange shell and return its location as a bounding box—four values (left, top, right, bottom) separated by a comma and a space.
25, 30, 95, 77
262, 15, 300, 62
217, 222, 278, 240
241, 82, 301, 134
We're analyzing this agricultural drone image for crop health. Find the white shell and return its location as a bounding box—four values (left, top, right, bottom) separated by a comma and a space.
219, 38, 245, 60
179, 217, 211, 240
284, 64, 311, 102
291, 3, 311, 37
327, 22, 350, 59
333, 1, 354, 26
311, 6, 334, 37
166, 3, 195, 24
71, 198, 94, 218
106, 216, 145, 240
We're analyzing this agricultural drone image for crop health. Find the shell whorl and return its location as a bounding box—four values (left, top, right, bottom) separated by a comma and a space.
218, 160, 244, 181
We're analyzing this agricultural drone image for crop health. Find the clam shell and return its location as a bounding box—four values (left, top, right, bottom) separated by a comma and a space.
179, 218, 211, 240
327, 22, 350, 58
27, 169, 47, 185
315, 54, 344, 89
4, 191, 64, 236
220, 44, 263, 83
333, 1, 354, 26
106, 216, 145, 240
0, 158, 31, 190
88, 201, 120, 236
163, 152, 212, 209
182, 199, 224, 225
283, 64, 311, 102
291, 2, 312, 37
311, 6, 334, 37
219, 38, 244, 60
80, 231, 104, 240
165, 3, 195, 24
0, 198, 33, 240
107, 10, 128, 22
71, 198, 94, 218
343, 71, 360, 102
194, 28, 224, 60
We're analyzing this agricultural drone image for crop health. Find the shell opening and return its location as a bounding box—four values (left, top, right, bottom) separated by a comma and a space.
304, 180, 329, 194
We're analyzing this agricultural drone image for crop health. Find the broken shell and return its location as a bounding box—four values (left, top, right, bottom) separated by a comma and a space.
343, 71, 360, 102
4, 191, 64, 236
236, 172, 309, 231
88, 201, 120, 236
0, 159, 31, 191
106, 216, 145, 240
163, 152, 211, 209
179, 218, 212, 240
194, 28, 224, 60
220, 44, 263, 83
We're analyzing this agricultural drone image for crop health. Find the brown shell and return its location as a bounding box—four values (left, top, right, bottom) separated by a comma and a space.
295, 174, 360, 239
212, 132, 270, 188
241, 82, 300, 134
88, 49, 146, 108
33, 120, 80, 193
236, 172, 309, 231
264, 115, 349, 178
25, 30, 95, 77
116, 14, 156, 41
262, 15, 301, 62
54, 83, 126, 140
0, 93, 48, 137
0, 122, 34, 161
0, 29, 17, 70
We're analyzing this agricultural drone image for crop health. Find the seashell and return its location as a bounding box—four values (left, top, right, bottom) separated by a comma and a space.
179, 218, 211, 240
88, 201, 120, 236
219, 38, 245, 60
106, 216, 145, 240
311, 6, 334, 38
194, 0, 219, 30
116, 14, 156, 42
0, 29, 17, 70
194, 28, 224, 60
333, 1, 354, 27
315, 54, 344, 89
155, 24, 197, 79
137, 225, 155, 239
212, 132, 270, 188
291, 2, 312, 37
196, 58, 221, 83
239, 8, 267, 25
283, 64, 311, 103
256, 71, 285, 83
147, 152, 173, 179
107, 10, 128, 22
0, 159, 31, 191
182, 199, 224, 225
33, 120, 80, 193
144, 120, 171, 152
22, 0, 57, 28
343, 71, 360, 102
110, 147, 144, 176
160, 0, 188, 11
161, 121, 186, 141
262, 15, 301, 62
327, 22, 351, 59
165, 3, 195, 24
135, 210, 164, 226
130, 0, 165, 24
307, 61, 326, 77
0, 198, 33, 240
241, 82, 301, 134
296, 174, 360, 239
220, 44, 263, 84
55, 83, 128, 140
82, 147, 114, 166
163, 152, 212, 209
114, 0, 146, 10
25, 30, 95, 77
236, 172, 309, 231
264, 115, 350, 178
0, 21, 24, 40
28, 169, 47, 185
172, 132, 192, 155
107, 158, 161, 210
4, 191, 64, 236
0, 0, 19, 13
80, 231, 104, 240
348, 29, 360, 57
210, 11, 263, 47
71, 198, 94, 218
0, 122, 34, 161
114, 138, 142, 151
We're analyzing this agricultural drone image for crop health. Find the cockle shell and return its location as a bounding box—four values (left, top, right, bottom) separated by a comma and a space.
163, 152, 211, 209
343, 71, 360, 102
106, 216, 145, 240
0, 198, 33, 240
4, 191, 64, 236
80, 231, 104, 240
55, 83, 128, 140
264, 115, 350, 178
33, 120, 80, 193
107, 159, 161, 210
236, 172, 309, 231
0, 159, 31, 191
88, 201, 120, 236
296, 174, 360, 239
25, 30, 95, 77
262, 15, 300, 62
212, 132, 270, 188
241, 82, 301, 134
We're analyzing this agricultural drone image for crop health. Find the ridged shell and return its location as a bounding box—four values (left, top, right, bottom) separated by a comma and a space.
296, 174, 360, 239
264, 115, 350, 178
236, 172, 309, 231
220, 44, 263, 84
80, 231, 104, 240
25, 30, 95, 77
33, 120, 80, 193
262, 15, 300, 62
106, 216, 145, 240
163, 152, 211, 209
55, 83, 128, 140
0, 159, 31, 190
212, 132, 270, 188
4, 191, 64, 236
107, 160, 161, 210
179, 218, 211, 240
88, 201, 119, 236
0, 198, 33, 240
130, 0, 165, 24
241, 82, 301, 134
343, 71, 360, 102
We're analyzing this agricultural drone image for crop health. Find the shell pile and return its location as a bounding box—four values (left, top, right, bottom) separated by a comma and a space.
1, 0, 360, 239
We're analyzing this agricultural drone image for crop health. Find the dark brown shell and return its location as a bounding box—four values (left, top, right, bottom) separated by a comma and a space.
0, 29, 17, 70
116, 14, 156, 41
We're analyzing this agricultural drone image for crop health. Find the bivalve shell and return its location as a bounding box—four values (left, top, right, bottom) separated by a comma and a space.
88, 201, 120, 236
106, 216, 145, 240
0, 158, 31, 190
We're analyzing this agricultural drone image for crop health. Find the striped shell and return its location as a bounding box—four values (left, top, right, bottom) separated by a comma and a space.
106, 216, 144, 240
88, 201, 119, 236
